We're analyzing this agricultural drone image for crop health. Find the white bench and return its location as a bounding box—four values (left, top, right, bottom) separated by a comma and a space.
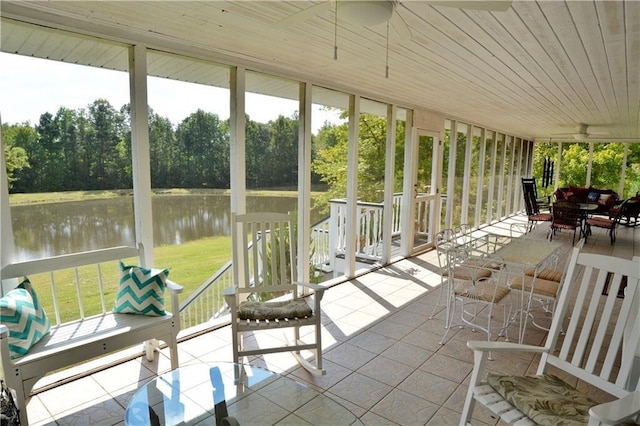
0, 245, 182, 425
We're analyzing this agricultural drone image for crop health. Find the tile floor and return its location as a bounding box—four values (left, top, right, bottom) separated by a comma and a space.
20, 215, 640, 425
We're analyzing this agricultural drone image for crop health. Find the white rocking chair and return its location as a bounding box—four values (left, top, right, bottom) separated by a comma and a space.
224, 212, 326, 376
461, 247, 640, 425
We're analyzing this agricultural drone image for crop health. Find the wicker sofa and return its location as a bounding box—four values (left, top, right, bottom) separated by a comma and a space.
553, 186, 620, 215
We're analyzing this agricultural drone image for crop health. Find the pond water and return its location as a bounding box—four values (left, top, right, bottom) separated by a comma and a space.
10, 194, 325, 261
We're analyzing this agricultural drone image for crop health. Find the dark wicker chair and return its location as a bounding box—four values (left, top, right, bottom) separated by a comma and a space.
587, 199, 628, 244
549, 200, 582, 245
523, 183, 552, 232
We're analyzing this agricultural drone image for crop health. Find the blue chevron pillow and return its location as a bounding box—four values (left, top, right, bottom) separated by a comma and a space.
114, 262, 169, 316
0, 278, 51, 359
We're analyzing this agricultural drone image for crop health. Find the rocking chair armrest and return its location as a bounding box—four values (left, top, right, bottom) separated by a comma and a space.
467, 340, 548, 354
589, 391, 640, 425
295, 282, 325, 293
223, 285, 238, 297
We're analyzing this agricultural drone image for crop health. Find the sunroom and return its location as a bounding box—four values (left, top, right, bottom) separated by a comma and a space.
0, 1, 639, 424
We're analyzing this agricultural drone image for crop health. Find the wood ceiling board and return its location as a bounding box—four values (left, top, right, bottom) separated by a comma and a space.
491, 4, 583, 128
545, 2, 614, 126
566, 2, 619, 126
513, 3, 589, 112
461, 7, 579, 127
406, 14, 539, 121
598, 1, 640, 132
147, 50, 231, 88
426, 7, 562, 121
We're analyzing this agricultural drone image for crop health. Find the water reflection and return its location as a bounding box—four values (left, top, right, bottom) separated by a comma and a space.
11, 195, 320, 261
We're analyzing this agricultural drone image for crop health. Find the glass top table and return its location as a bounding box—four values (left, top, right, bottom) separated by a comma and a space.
125, 363, 358, 425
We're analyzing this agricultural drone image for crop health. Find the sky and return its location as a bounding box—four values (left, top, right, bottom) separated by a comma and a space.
0, 52, 343, 133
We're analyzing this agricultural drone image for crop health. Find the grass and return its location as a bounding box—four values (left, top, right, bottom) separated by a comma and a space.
21, 236, 233, 325
8, 188, 304, 206
6, 187, 330, 323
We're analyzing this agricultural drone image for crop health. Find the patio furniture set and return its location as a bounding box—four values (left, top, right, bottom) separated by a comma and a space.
434, 225, 640, 424
524, 178, 640, 245
3, 209, 640, 425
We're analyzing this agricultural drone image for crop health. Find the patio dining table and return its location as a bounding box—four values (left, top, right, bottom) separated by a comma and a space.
467, 234, 563, 343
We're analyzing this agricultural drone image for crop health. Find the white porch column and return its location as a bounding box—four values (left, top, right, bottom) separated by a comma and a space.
620, 143, 629, 196
230, 67, 246, 282
344, 95, 360, 278
445, 121, 457, 229
129, 45, 154, 266
495, 134, 506, 220
586, 141, 594, 187
381, 104, 396, 265
461, 124, 472, 226
555, 141, 562, 191
230, 66, 246, 215
475, 128, 486, 227
298, 82, 312, 283
400, 112, 415, 257
0, 114, 18, 294
486, 131, 498, 225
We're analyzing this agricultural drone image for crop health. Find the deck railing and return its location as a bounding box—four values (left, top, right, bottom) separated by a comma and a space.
179, 193, 406, 332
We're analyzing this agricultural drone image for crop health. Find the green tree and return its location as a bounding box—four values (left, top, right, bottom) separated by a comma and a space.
87, 99, 127, 189
1, 123, 31, 190
312, 113, 404, 213
245, 117, 271, 189
175, 110, 228, 188
148, 110, 177, 188
268, 114, 298, 188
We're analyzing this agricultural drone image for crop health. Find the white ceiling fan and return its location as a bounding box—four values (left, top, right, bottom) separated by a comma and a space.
277, 0, 512, 75
278, 0, 513, 40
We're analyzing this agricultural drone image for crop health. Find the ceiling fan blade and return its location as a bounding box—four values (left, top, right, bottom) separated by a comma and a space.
429, 0, 513, 12
276, 2, 333, 26
390, 11, 412, 41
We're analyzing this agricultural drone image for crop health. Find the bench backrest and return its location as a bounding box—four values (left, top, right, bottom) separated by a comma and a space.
1, 246, 141, 326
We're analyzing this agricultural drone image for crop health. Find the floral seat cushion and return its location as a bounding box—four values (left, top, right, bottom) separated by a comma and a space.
486, 373, 596, 426
238, 299, 312, 320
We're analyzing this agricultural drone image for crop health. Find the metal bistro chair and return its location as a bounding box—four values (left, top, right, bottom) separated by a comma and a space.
224, 212, 326, 376
461, 248, 640, 426
508, 238, 585, 332
549, 200, 583, 245
430, 229, 459, 326
439, 249, 510, 347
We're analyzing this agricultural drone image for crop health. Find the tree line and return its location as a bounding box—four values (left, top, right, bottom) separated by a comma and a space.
2, 99, 311, 193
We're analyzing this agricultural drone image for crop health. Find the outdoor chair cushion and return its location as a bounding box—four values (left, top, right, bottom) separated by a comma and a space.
524, 267, 563, 283
508, 275, 559, 298
238, 299, 312, 320
587, 216, 614, 229
453, 280, 510, 303
486, 373, 596, 426
530, 213, 552, 222
443, 266, 492, 281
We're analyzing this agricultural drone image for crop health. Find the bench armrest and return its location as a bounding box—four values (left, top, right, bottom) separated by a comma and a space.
166, 279, 183, 294
165, 279, 183, 315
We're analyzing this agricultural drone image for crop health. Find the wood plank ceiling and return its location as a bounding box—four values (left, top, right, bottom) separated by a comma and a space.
1, 0, 639, 142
